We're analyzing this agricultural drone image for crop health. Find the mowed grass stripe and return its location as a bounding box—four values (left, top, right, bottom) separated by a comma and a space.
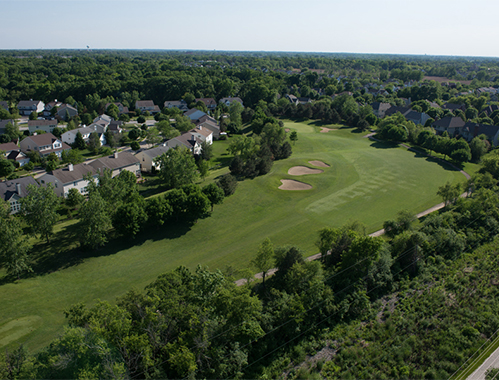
0, 120, 471, 352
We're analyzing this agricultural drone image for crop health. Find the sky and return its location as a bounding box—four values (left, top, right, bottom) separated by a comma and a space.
1, 0, 499, 57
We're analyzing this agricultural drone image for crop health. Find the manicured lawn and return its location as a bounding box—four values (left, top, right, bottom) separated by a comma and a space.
0, 120, 473, 353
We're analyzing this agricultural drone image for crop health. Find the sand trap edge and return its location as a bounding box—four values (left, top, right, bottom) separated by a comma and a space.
288, 166, 324, 176
278, 179, 313, 190
308, 160, 330, 168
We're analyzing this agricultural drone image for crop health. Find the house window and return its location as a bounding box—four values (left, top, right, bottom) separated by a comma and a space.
74, 181, 78, 186
41, 180, 45, 184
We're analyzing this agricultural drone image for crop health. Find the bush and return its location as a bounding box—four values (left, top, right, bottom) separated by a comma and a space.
137, 115, 146, 123
216, 173, 237, 196
131, 141, 140, 151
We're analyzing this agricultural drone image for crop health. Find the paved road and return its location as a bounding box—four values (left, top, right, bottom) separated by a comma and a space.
467, 345, 499, 380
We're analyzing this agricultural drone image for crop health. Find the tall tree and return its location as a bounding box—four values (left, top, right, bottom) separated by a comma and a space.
251, 238, 274, 287
88, 132, 101, 154
156, 146, 199, 189
21, 184, 59, 244
202, 183, 224, 211
78, 191, 111, 249
0, 201, 32, 279
73, 131, 86, 150
0, 159, 14, 180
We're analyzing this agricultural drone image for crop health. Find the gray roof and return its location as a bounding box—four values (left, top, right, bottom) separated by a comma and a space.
463, 122, 499, 139
136, 100, 156, 108
0, 101, 8, 111
88, 151, 140, 172
0, 176, 39, 202
66, 127, 95, 136
24, 133, 66, 147
48, 163, 97, 185
141, 145, 170, 159
432, 116, 466, 129
0, 119, 15, 129
17, 100, 42, 108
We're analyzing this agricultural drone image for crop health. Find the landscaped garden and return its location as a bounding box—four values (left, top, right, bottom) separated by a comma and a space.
0, 119, 471, 352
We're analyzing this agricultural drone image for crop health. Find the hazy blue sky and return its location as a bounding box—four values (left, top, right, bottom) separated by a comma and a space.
1, 0, 498, 57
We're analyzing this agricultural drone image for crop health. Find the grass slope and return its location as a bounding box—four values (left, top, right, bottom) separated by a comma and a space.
0, 120, 469, 352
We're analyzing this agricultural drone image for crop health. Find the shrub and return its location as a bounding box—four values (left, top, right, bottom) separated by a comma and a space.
216, 173, 237, 196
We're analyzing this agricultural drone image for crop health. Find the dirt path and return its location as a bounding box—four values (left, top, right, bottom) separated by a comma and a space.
235, 135, 472, 286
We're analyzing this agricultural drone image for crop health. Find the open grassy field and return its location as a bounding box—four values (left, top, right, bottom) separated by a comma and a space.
0, 120, 471, 352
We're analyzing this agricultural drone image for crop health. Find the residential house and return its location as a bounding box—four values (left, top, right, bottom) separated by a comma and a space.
297, 97, 312, 105
219, 97, 244, 107
94, 114, 113, 124
0, 101, 8, 112
384, 106, 411, 118
0, 119, 15, 135
42, 100, 62, 117
371, 102, 392, 118
432, 116, 466, 137
481, 105, 499, 117
185, 108, 207, 122
166, 133, 202, 155
442, 103, 466, 112
108, 120, 123, 135
164, 100, 188, 111
0, 176, 40, 214
461, 122, 499, 146
56, 104, 78, 120
195, 98, 217, 111
0, 142, 29, 167
405, 110, 431, 126
17, 100, 45, 116
39, 151, 140, 197
62, 127, 105, 145
188, 126, 213, 145
135, 100, 160, 114
28, 119, 58, 134
195, 117, 221, 139
20, 133, 71, 158
105, 102, 129, 115
135, 145, 170, 172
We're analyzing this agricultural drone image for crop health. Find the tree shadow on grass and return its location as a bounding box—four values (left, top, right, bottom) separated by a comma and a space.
370, 141, 399, 149
0, 220, 195, 285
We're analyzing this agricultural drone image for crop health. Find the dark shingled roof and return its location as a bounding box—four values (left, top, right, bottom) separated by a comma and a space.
0, 176, 39, 202
432, 116, 466, 129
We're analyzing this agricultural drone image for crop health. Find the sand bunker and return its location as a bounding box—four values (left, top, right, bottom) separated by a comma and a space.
320, 127, 337, 133
285, 128, 290, 132
279, 179, 312, 190
288, 166, 323, 175
308, 160, 330, 168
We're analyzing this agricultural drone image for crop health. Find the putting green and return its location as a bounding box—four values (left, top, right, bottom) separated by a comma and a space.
0, 120, 469, 352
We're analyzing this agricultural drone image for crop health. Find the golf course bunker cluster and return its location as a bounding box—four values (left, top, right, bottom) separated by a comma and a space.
279, 161, 329, 190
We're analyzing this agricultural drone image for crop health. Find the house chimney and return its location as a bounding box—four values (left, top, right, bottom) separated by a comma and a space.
114, 151, 119, 159
68, 163, 74, 171
15, 183, 21, 195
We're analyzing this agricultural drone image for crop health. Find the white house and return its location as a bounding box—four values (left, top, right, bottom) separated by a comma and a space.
188, 126, 213, 145
135, 100, 160, 114
62, 127, 94, 145
166, 133, 202, 155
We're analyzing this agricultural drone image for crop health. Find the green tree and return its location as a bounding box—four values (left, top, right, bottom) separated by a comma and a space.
145, 127, 162, 146
0, 201, 32, 279
65, 188, 84, 209
469, 136, 488, 162
0, 159, 14, 180
61, 149, 84, 165
113, 197, 148, 239
202, 183, 224, 211
131, 141, 140, 151
200, 140, 213, 161
73, 131, 86, 150
216, 173, 238, 196
156, 146, 199, 189
4, 122, 19, 141
251, 238, 274, 287
29, 111, 37, 120
21, 183, 59, 244
227, 135, 258, 159
175, 115, 194, 133
88, 132, 101, 154
77, 191, 111, 249
289, 131, 298, 145
197, 158, 209, 180
437, 181, 462, 206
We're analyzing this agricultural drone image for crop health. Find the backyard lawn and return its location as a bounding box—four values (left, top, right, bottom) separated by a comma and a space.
0, 120, 471, 352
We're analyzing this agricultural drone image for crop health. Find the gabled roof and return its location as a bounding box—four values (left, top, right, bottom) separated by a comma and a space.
189, 126, 212, 138
463, 122, 499, 139
195, 98, 216, 107
371, 102, 391, 112
0, 142, 20, 153
0, 177, 39, 202
0, 119, 15, 130
219, 97, 244, 105
94, 114, 112, 123
184, 108, 207, 121
58, 104, 77, 113
443, 103, 465, 111
24, 133, 62, 146
7, 150, 27, 162
64, 127, 95, 136
405, 110, 426, 120
48, 163, 97, 185
88, 151, 140, 172
0, 101, 8, 111
384, 106, 411, 117
194, 114, 218, 126
170, 133, 202, 150
432, 116, 466, 129
17, 100, 43, 108
136, 100, 156, 108
141, 145, 170, 159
